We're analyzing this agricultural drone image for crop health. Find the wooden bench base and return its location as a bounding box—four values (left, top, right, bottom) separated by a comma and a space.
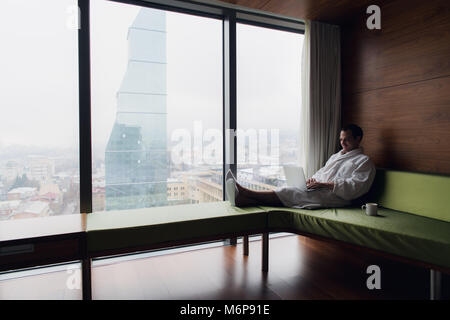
82, 230, 268, 300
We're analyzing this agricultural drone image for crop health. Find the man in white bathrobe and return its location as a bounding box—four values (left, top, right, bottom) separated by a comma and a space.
227, 124, 376, 209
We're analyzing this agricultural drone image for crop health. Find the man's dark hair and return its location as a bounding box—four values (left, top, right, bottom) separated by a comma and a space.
341, 124, 363, 141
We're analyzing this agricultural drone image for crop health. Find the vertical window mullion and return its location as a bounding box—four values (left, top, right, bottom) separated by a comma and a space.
78, 0, 93, 214
223, 10, 238, 245
222, 10, 237, 201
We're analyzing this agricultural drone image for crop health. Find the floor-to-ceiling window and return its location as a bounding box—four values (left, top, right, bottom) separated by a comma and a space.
0, 1, 304, 219
90, 0, 223, 212
236, 22, 304, 191
0, 0, 80, 221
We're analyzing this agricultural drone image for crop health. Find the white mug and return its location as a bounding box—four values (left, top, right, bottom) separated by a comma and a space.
362, 203, 378, 216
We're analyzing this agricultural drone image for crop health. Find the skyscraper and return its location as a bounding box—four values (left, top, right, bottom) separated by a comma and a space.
105, 8, 168, 211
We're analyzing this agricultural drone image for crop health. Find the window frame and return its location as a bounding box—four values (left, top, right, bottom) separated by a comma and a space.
79, 0, 304, 214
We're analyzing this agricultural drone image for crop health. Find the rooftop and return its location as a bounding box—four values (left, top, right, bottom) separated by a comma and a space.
8, 187, 37, 194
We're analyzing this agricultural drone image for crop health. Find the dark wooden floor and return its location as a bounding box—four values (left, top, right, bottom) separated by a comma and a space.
1, 234, 449, 300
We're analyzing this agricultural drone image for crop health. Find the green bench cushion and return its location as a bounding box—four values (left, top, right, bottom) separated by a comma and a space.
262, 206, 450, 269
370, 170, 450, 222
87, 201, 267, 253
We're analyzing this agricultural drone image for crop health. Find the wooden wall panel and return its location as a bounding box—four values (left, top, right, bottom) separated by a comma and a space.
342, 0, 450, 174
342, 0, 450, 93
261, 0, 375, 24
218, 0, 375, 24
343, 77, 450, 173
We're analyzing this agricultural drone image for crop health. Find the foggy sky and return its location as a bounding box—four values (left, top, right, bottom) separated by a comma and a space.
0, 0, 303, 155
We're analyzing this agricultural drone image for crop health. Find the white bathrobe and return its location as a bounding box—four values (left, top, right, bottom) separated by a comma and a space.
274, 148, 376, 209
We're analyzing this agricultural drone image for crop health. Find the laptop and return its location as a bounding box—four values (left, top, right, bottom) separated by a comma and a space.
283, 165, 309, 190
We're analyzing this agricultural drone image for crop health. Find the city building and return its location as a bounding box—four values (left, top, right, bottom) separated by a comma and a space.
166, 178, 188, 203
0, 181, 6, 201
26, 155, 55, 183
3, 160, 23, 182
92, 187, 106, 212
7, 187, 37, 201
105, 8, 168, 211
11, 201, 50, 219
0, 200, 21, 220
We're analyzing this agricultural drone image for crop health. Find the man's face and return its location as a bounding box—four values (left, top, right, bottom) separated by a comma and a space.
340, 130, 361, 153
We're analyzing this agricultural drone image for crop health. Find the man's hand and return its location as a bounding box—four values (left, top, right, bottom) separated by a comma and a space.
306, 178, 317, 188
307, 179, 334, 190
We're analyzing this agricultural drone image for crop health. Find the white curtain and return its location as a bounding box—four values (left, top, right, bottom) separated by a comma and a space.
299, 20, 310, 176
300, 20, 341, 178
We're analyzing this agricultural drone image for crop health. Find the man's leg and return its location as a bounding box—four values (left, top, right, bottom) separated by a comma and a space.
235, 192, 261, 207
235, 182, 283, 207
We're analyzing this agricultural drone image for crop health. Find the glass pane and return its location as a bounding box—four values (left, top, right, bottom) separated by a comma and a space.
91, 1, 223, 212
237, 23, 303, 190
0, 0, 79, 221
